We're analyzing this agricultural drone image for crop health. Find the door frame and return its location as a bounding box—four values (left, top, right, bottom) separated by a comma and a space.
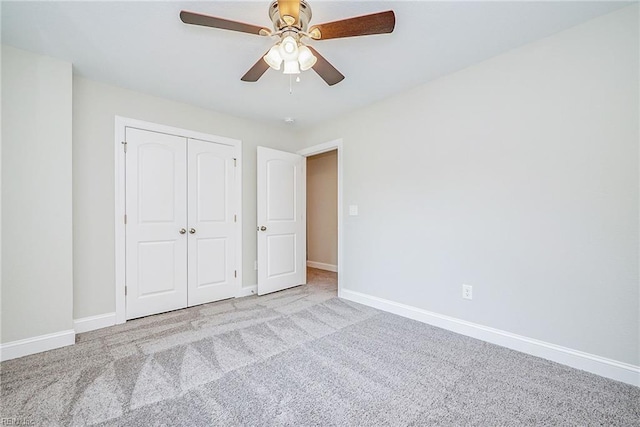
297, 139, 343, 296
114, 116, 242, 324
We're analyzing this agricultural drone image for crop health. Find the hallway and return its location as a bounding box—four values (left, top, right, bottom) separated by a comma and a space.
307, 267, 337, 293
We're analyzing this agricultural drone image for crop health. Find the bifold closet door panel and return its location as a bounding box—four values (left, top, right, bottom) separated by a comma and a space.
187, 138, 238, 306
125, 128, 188, 320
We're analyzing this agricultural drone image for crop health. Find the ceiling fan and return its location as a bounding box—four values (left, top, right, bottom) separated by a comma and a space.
180, 0, 395, 86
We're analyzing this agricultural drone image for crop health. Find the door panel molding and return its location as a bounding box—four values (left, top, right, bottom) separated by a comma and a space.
115, 117, 242, 324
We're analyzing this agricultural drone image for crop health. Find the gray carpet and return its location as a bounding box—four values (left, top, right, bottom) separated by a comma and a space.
2, 269, 639, 426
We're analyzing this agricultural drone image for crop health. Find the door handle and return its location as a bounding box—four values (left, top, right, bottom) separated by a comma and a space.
260, 226, 267, 231
189, 228, 196, 234
179, 228, 187, 234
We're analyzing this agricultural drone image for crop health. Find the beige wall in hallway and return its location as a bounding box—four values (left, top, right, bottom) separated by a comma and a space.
306, 150, 338, 268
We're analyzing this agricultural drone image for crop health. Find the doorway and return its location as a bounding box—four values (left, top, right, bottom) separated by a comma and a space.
306, 149, 338, 291
298, 140, 343, 295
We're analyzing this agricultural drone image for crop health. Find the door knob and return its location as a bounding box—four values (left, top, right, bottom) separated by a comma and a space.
189, 228, 196, 234
179, 228, 187, 234
260, 226, 267, 231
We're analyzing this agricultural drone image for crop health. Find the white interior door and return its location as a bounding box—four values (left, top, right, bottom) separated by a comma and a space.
125, 127, 188, 319
257, 146, 306, 295
187, 138, 238, 305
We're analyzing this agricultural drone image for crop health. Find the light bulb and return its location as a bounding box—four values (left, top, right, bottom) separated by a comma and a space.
283, 60, 300, 75
263, 44, 283, 70
297, 45, 317, 71
278, 36, 299, 61
284, 41, 295, 54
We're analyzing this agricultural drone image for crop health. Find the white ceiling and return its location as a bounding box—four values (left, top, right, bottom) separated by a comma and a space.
1, 1, 630, 128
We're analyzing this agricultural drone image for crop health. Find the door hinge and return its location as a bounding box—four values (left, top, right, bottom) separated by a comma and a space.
125, 286, 127, 296
124, 214, 127, 225
234, 214, 237, 223
234, 270, 237, 278
233, 158, 237, 167
121, 141, 127, 153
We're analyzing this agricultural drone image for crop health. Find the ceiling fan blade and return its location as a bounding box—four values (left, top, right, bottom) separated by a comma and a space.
241, 52, 271, 82
180, 11, 270, 36
309, 10, 395, 40
277, 0, 300, 26
307, 47, 344, 86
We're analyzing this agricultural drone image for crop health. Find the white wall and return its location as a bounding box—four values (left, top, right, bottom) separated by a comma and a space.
297, 6, 639, 366
73, 77, 297, 319
1, 46, 73, 342
307, 150, 338, 267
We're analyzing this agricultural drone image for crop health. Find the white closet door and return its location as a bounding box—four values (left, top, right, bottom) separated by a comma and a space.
125, 128, 188, 320
187, 138, 238, 306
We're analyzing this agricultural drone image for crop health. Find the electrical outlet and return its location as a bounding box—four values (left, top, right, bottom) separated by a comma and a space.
462, 284, 473, 300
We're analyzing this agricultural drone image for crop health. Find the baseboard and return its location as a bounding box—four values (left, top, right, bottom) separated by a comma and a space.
0, 329, 76, 362
237, 285, 257, 298
74, 312, 116, 334
307, 261, 338, 272
341, 289, 640, 387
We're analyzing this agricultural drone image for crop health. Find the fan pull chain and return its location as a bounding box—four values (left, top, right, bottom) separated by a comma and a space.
288, 75, 301, 94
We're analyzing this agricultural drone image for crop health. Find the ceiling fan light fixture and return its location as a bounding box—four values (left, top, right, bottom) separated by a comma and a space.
279, 35, 299, 61
297, 45, 317, 71
264, 44, 283, 70
283, 59, 300, 74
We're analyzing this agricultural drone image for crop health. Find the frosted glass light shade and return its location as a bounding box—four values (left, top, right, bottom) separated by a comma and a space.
297, 45, 317, 71
279, 36, 299, 61
283, 60, 300, 75
264, 45, 283, 70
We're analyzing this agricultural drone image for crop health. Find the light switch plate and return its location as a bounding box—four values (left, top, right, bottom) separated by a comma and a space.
349, 205, 359, 216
